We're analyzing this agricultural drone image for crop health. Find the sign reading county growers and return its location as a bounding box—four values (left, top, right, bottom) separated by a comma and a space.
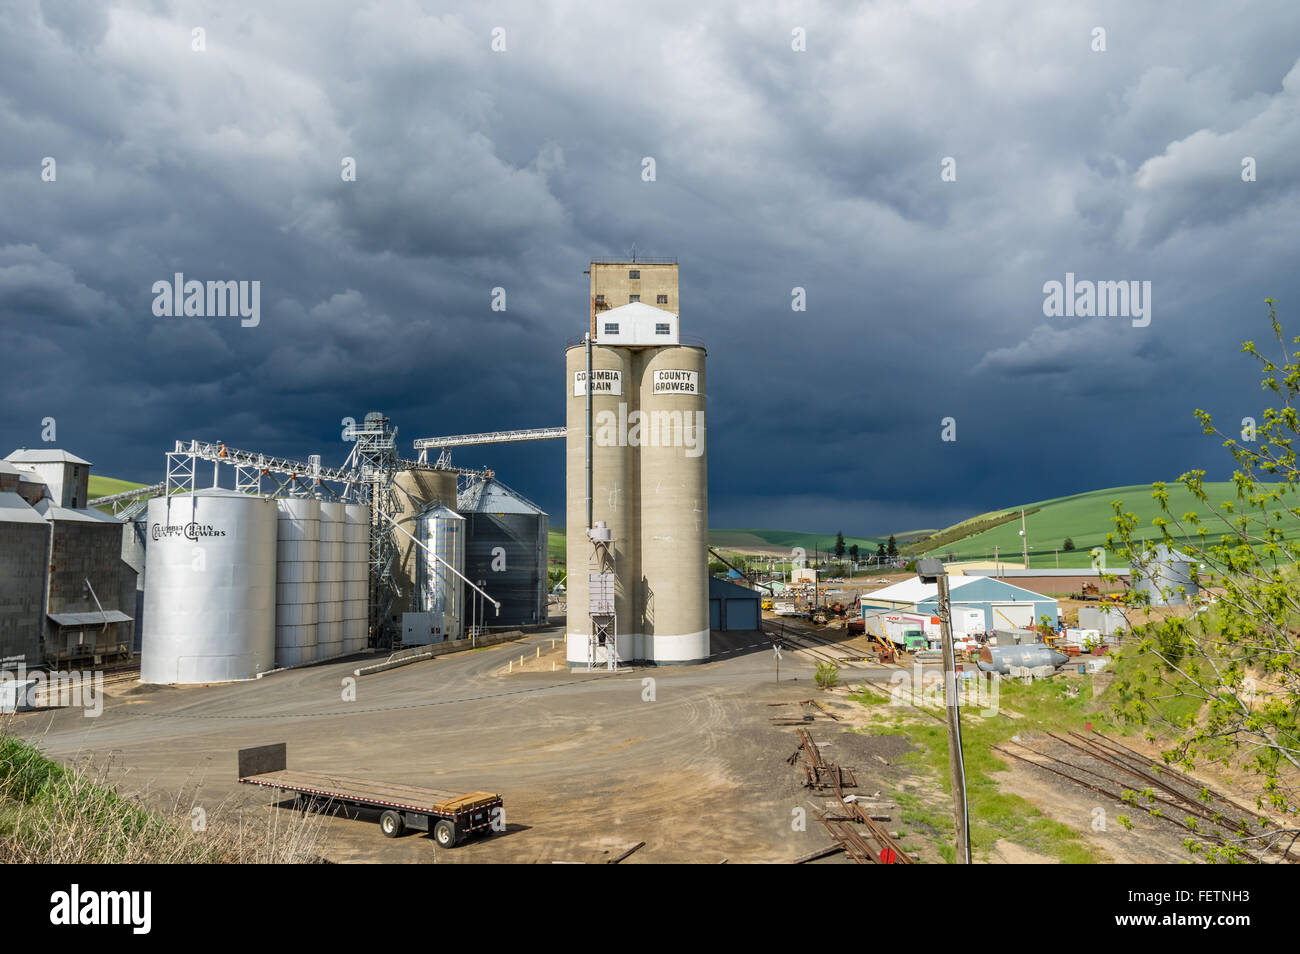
652, 369, 699, 394
573, 369, 622, 396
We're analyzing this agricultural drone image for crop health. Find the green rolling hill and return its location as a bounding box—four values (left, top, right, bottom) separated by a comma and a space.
87, 476, 148, 501
912, 482, 1300, 569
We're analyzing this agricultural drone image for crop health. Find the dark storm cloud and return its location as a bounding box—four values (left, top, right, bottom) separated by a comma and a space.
1, 0, 1298, 536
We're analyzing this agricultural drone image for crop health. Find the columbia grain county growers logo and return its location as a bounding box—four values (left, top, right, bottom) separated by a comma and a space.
151, 522, 228, 541
573, 369, 623, 396
652, 369, 699, 394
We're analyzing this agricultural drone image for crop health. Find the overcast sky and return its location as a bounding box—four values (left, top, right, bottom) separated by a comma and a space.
3, 1, 1298, 535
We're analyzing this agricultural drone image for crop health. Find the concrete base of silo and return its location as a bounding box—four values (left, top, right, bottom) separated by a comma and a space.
564, 629, 709, 666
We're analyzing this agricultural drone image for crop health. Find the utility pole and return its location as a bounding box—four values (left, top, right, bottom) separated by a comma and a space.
1020, 509, 1029, 569
917, 558, 972, 864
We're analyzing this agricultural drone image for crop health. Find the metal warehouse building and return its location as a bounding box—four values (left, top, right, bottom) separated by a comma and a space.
862, 575, 1058, 632
708, 577, 760, 631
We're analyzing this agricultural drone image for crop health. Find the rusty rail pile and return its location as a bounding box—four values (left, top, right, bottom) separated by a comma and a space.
787, 729, 857, 791
994, 730, 1299, 864
787, 729, 915, 864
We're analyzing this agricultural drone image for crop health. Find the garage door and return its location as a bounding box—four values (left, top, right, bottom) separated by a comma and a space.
991, 603, 1035, 629
709, 599, 721, 629
724, 598, 759, 631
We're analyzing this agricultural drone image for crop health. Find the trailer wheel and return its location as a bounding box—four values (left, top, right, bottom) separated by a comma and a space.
379, 810, 405, 838
433, 819, 456, 848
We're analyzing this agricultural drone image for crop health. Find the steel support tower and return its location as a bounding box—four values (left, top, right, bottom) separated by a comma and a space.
587, 522, 618, 671
345, 413, 403, 643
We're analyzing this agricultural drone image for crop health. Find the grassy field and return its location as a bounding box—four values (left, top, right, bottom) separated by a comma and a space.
915, 481, 1300, 568
87, 475, 148, 501
849, 672, 1132, 863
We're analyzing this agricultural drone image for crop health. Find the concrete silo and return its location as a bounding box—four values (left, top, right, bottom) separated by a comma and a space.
637, 346, 708, 662
274, 497, 319, 668
564, 295, 708, 666
140, 489, 278, 684
565, 344, 637, 665
459, 477, 549, 628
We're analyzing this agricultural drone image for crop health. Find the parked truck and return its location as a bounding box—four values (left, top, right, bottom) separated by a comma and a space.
237, 743, 503, 848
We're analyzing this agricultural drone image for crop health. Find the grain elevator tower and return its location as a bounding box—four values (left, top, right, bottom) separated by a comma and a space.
565, 260, 708, 666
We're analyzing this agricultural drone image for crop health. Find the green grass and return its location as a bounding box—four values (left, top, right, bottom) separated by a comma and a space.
852, 675, 1113, 863
916, 481, 1300, 568
87, 475, 148, 501
0, 732, 324, 863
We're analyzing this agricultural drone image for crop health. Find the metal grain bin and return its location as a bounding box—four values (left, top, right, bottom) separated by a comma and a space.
140, 490, 277, 684
274, 497, 319, 667
1130, 545, 1198, 607
458, 478, 548, 628
415, 504, 464, 639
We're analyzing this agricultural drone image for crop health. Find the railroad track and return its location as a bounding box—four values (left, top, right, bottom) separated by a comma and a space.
761, 620, 869, 669
995, 730, 1299, 864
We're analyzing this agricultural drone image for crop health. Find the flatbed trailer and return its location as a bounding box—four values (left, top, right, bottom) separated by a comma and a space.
237, 743, 502, 848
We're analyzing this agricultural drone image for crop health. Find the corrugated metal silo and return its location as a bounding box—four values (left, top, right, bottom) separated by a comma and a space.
637, 346, 709, 663
343, 503, 370, 652
316, 501, 345, 658
393, 469, 459, 619
565, 344, 637, 665
120, 511, 148, 653
459, 477, 549, 628
415, 504, 464, 639
140, 490, 277, 684
274, 497, 319, 667
1131, 545, 1198, 606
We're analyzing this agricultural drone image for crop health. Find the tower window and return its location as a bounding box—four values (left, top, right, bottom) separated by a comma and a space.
629, 295, 640, 303
628, 270, 640, 279
595, 294, 605, 304
657, 294, 668, 304
655, 323, 671, 335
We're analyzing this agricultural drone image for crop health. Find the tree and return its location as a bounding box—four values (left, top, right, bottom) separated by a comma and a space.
849, 543, 860, 563
876, 542, 887, 558
887, 535, 898, 558
1107, 301, 1300, 861
834, 531, 846, 560
1063, 537, 1075, 551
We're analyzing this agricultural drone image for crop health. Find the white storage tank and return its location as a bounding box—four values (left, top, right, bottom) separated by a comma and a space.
343, 503, 370, 653
316, 501, 345, 658
416, 504, 464, 640
140, 490, 277, 684
274, 497, 319, 668
1131, 545, 1199, 607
